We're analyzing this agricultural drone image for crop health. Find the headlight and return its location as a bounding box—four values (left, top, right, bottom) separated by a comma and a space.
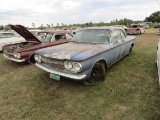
74, 63, 82, 72
3, 49, 7, 54
34, 54, 41, 63
13, 52, 21, 58
67, 61, 73, 69
64, 61, 82, 73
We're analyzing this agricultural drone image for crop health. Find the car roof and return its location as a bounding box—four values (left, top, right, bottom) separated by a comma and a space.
81, 26, 124, 31
39, 30, 72, 34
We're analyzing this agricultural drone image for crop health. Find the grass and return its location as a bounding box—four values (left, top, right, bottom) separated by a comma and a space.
0, 28, 160, 120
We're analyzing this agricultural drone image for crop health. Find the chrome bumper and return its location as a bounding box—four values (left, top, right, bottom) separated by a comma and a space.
3, 54, 25, 62
35, 63, 87, 80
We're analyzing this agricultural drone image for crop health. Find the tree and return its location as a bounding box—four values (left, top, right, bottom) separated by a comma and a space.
4, 25, 11, 31
51, 24, 54, 28
32, 23, 36, 28
0, 25, 4, 30
144, 11, 160, 22
46, 24, 50, 27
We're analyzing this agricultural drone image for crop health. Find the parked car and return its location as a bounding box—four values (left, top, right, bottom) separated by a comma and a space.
154, 23, 160, 28
156, 42, 160, 85
0, 32, 14, 39
0, 26, 41, 51
158, 29, 160, 35
3, 25, 73, 63
143, 24, 149, 29
125, 24, 145, 35
31, 27, 136, 85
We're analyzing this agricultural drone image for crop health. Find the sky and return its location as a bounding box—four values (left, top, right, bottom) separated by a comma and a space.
0, 0, 160, 27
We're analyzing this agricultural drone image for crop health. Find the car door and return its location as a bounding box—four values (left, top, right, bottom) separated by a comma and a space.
120, 30, 128, 55
109, 29, 126, 65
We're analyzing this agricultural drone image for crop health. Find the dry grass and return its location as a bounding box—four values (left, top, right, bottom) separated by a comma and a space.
0, 28, 160, 120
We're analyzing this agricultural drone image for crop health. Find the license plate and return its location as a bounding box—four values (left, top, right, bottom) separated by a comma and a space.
49, 73, 60, 81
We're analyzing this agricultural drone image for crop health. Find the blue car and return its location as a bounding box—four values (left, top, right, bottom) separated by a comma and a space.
31, 27, 136, 85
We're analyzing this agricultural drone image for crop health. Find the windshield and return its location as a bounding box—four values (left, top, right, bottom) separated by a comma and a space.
71, 29, 110, 43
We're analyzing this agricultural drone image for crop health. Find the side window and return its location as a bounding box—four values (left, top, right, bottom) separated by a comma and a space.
120, 30, 126, 39
66, 34, 73, 39
111, 30, 121, 42
55, 33, 66, 41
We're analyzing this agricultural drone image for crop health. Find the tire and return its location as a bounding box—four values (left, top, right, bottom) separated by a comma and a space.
137, 30, 141, 34
139, 31, 141, 34
129, 46, 133, 53
128, 46, 133, 55
83, 62, 106, 86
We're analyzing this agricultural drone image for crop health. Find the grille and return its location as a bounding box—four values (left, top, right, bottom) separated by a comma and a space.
41, 56, 64, 65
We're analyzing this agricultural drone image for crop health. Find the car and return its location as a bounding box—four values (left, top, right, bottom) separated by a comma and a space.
3, 25, 73, 63
32, 27, 136, 85
125, 24, 145, 35
154, 23, 160, 28
0, 26, 41, 51
158, 29, 160, 35
156, 42, 160, 85
0, 32, 14, 39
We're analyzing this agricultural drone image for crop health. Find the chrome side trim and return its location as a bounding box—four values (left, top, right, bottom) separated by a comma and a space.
35, 63, 87, 80
3, 54, 25, 62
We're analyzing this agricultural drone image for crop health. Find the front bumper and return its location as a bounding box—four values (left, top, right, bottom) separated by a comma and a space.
35, 63, 87, 81
3, 53, 25, 62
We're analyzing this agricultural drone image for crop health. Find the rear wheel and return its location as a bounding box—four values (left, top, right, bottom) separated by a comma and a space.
138, 30, 141, 34
83, 62, 106, 86
129, 46, 133, 53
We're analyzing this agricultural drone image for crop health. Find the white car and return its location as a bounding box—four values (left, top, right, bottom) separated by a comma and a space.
0, 25, 41, 51
156, 41, 160, 85
0, 31, 14, 39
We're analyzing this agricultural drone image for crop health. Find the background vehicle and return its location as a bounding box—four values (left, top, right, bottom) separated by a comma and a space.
0, 26, 41, 51
125, 24, 145, 35
156, 41, 160, 85
0, 32, 13, 39
3, 25, 73, 63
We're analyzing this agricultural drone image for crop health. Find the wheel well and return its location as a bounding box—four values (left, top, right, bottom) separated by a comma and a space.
131, 43, 134, 47
96, 60, 108, 69
29, 53, 36, 64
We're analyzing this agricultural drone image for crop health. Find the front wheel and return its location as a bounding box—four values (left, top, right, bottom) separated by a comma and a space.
83, 62, 106, 86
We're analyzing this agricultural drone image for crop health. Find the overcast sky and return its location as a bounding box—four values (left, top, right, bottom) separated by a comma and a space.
0, 0, 159, 27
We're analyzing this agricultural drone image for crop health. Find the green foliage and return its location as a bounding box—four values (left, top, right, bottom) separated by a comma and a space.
0, 25, 4, 30
118, 18, 133, 26
144, 11, 160, 22
4, 25, 11, 31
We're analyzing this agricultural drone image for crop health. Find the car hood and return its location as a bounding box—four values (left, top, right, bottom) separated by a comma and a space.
36, 42, 108, 61
9, 24, 41, 43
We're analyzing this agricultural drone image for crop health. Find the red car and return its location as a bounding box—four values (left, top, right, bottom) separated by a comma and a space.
3, 25, 73, 63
